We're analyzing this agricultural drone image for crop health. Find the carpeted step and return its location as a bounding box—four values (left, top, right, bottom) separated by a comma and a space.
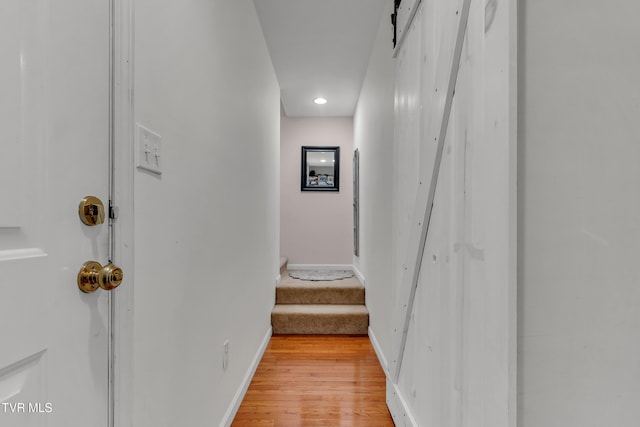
277, 282, 364, 304
277, 274, 364, 305
279, 257, 288, 275
271, 304, 369, 335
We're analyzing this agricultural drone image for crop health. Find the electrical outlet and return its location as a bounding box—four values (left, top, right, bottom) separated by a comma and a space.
223, 340, 229, 371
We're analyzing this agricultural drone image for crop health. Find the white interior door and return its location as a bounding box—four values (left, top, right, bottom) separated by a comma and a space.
0, 0, 112, 426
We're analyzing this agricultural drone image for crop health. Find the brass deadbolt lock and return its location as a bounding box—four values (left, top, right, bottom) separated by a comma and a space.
78, 261, 124, 293
78, 196, 105, 226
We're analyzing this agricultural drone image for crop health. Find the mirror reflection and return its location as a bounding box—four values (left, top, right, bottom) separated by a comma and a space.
301, 146, 340, 191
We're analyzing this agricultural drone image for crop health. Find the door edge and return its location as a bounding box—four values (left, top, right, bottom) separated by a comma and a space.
111, 0, 134, 425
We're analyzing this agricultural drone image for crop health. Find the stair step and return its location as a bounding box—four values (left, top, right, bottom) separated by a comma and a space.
279, 257, 288, 275
277, 284, 364, 304
271, 304, 369, 335
278, 273, 364, 304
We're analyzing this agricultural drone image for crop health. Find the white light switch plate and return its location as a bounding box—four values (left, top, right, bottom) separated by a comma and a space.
136, 124, 162, 175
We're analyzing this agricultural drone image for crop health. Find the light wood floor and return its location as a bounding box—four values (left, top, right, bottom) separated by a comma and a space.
232, 335, 394, 427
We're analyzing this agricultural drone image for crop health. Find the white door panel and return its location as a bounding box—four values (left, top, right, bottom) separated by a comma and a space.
1, 0, 111, 426
389, 0, 516, 425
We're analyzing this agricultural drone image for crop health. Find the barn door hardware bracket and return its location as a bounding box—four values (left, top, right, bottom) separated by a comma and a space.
391, 0, 402, 47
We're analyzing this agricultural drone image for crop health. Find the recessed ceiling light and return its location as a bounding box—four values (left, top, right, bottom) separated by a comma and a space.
313, 97, 327, 105
320, 159, 327, 163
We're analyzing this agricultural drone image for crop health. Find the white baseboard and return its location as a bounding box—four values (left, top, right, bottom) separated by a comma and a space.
386, 378, 419, 427
368, 326, 388, 374
220, 326, 272, 427
287, 263, 353, 270
352, 264, 366, 285
369, 326, 417, 427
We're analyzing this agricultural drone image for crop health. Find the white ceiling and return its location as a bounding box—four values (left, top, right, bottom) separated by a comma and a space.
253, 0, 388, 117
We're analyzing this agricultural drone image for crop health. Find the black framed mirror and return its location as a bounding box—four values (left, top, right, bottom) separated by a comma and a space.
301, 146, 340, 191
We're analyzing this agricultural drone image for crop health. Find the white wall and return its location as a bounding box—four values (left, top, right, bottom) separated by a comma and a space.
133, 1, 280, 426
519, 1, 640, 425
280, 116, 353, 265
353, 0, 395, 373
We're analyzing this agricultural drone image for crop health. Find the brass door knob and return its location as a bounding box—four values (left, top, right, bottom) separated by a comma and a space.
99, 263, 123, 290
78, 261, 124, 293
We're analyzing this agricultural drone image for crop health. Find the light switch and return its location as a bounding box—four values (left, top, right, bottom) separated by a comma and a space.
136, 124, 162, 176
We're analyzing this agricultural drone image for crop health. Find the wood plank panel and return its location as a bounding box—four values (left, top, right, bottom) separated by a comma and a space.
391, 0, 471, 383
232, 336, 393, 427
